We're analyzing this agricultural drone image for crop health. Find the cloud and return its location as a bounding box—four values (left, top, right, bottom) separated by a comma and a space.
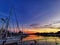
30, 23, 40, 29
30, 24, 39, 26
53, 20, 60, 24
29, 20, 60, 29
42, 20, 60, 29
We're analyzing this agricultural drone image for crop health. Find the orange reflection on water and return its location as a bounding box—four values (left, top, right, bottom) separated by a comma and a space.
22, 35, 60, 43
22, 35, 44, 41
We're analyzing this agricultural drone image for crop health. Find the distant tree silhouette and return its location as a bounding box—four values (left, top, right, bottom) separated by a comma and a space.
56, 31, 60, 34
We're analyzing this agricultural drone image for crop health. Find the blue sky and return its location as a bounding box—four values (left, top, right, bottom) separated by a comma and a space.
0, 0, 60, 28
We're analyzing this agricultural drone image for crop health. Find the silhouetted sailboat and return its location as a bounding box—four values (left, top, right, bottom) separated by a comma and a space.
0, 6, 28, 45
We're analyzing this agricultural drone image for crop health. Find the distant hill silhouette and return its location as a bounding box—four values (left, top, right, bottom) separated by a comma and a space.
34, 31, 60, 37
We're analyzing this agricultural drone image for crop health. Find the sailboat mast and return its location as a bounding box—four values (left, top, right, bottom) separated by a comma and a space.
13, 7, 20, 32
5, 7, 12, 37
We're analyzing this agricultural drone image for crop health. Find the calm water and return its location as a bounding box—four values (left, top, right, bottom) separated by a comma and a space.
21, 35, 60, 45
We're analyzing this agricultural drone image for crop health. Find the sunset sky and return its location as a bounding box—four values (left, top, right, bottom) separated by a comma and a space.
0, 0, 60, 33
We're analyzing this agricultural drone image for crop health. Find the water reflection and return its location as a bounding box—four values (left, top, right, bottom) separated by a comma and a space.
22, 35, 60, 45
22, 35, 44, 41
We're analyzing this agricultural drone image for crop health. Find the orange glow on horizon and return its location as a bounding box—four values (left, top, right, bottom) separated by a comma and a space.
8, 27, 60, 33
22, 28, 60, 33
